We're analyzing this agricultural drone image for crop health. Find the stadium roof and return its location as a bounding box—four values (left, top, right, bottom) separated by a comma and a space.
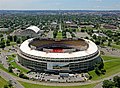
20, 38, 98, 58
26, 26, 40, 33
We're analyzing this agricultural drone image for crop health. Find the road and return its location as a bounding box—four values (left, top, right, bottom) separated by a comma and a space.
0, 46, 17, 69
46, 31, 53, 38
0, 51, 9, 69
94, 72, 120, 88
0, 69, 24, 88
66, 32, 72, 38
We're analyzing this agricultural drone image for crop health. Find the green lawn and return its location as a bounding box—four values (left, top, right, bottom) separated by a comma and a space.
8, 55, 29, 73
89, 56, 120, 80
103, 42, 120, 50
102, 56, 120, 61
19, 81, 97, 88
0, 63, 17, 76
10, 42, 17, 46
112, 44, 120, 49
0, 76, 7, 87
56, 31, 63, 39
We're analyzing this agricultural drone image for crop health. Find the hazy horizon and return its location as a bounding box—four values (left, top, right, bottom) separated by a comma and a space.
0, 0, 120, 10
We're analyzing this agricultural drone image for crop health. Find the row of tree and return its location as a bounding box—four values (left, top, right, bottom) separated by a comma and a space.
102, 76, 120, 88
94, 62, 106, 76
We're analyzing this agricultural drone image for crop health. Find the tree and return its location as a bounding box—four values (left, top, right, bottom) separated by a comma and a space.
101, 69, 106, 75
13, 35, 17, 42
21, 36, 27, 42
98, 62, 104, 70
101, 37, 106, 45
8, 65, 13, 73
102, 80, 114, 88
116, 41, 120, 45
92, 35, 97, 39
95, 39, 100, 45
19, 71, 29, 79
108, 41, 111, 46
94, 62, 106, 75
94, 23, 100, 29
7, 36, 13, 41
0, 34, 3, 37
53, 30, 58, 38
8, 80, 13, 88
4, 85, 8, 88
95, 67, 101, 76
6, 39, 10, 46
0, 40, 6, 49
108, 39, 112, 46
81, 29, 85, 32
113, 76, 120, 88
16, 38, 21, 44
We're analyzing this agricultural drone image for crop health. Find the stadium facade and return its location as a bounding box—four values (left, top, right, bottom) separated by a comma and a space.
17, 38, 102, 73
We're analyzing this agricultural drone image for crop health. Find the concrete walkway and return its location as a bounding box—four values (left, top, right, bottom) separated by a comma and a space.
0, 69, 24, 88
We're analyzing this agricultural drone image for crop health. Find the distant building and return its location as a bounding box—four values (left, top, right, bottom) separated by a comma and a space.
69, 24, 78, 29
11, 26, 44, 37
0, 28, 9, 32
65, 21, 73, 27
51, 22, 58, 28
92, 33, 108, 37
65, 21, 78, 29
80, 25, 94, 28
65, 21, 72, 24
103, 24, 117, 30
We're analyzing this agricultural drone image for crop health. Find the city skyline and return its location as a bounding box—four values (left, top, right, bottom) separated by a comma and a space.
0, 0, 120, 10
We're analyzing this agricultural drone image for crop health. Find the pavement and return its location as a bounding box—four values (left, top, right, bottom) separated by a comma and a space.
0, 51, 9, 69
99, 46, 120, 57
66, 32, 72, 38
75, 32, 91, 38
0, 69, 24, 88
0, 46, 17, 69
12, 72, 120, 87
46, 31, 53, 38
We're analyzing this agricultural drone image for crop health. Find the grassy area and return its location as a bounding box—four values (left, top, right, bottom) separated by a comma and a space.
0, 63, 17, 76
10, 42, 17, 46
0, 76, 7, 87
102, 56, 120, 61
112, 44, 120, 49
7, 55, 29, 73
89, 56, 120, 80
56, 31, 63, 39
103, 42, 120, 50
19, 81, 97, 88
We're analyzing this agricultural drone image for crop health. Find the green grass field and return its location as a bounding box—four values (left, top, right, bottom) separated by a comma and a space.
89, 56, 120, 80
103, 42, 120, 50
56, 31, 63, 39
8, 55, 29, 73
0, 76, 7, 88
0, 63, 17, 76
111, 44, 120, 49
10, 42, 17, 46
19, 81, 97, 88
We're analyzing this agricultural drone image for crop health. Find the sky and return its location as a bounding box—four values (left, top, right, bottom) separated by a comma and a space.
0, 0, 120, 10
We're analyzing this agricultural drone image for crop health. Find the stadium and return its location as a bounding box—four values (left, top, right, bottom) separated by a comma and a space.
17, 38, 102, 73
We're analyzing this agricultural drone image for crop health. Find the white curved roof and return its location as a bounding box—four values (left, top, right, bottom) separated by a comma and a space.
20, 39, 98, 58
26, 26, 40, 33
